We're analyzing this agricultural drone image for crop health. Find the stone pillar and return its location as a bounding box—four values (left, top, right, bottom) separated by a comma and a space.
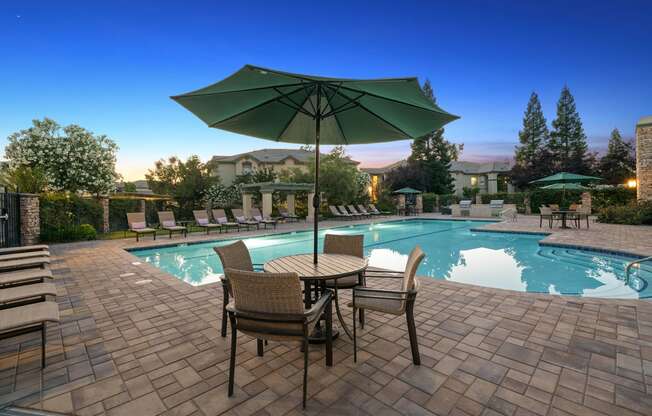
636, 116, 652, 201
524, 195, 532, 215
242, 193, 253, 218
100, 197, 110, 233
261, 192, 273, 219
475, 194, 482, 204
19, 193, 40, 246
139, 199, 146, 212
581, 192, 592, 213
307, 192, 315, 222
435, 194, 440, 212
487, 173, 498, 194
397, 194, 406, 209
416, 194, 423, 212
286, 193, 296, 216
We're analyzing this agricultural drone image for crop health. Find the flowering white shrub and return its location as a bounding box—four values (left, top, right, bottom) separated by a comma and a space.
203, 183, 241, 208
5, 118, 119, 195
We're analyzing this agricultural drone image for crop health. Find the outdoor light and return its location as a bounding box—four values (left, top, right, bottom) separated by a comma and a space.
626, 179, 637, 189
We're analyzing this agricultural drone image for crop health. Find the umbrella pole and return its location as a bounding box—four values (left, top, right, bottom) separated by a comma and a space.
313, 90, 321, 264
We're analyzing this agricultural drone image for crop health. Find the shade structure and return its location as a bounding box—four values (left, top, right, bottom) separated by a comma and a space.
393, 187, 423, 194
540, 183, 589, 191
172, 65, 459, 263
530, 172, 602, 184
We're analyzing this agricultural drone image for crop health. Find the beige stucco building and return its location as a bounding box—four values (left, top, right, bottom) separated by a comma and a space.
210, 148, 358, 185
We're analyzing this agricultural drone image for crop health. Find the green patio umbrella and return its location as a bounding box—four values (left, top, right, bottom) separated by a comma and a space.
540, 182, 588, 208
392, 187, 423, 194
530, 172, 602, 184
172, 65, 459, 263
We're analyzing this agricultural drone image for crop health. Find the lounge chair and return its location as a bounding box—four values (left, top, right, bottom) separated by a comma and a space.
251, 208, 277, 229
231, 209, 259, 230
323, 234, 366, 335
347, 204, 370, 218
213, 240, 264, 338
0, 257, 50, 272
329, 205, 353, 220
158, 211, 187, 238
339, 205, 360, 219
489, 200, 504, 217
0, 250, 50, 261
500, 207, 518, 222
0, 282, 57, 308
358, 204, 379, 216
224, 268, 332, 409
368, 204, 392, 216
0, 245, 49, 256
459, 200, 472, 217
352, 246, 425, 365
193, 210, 222, 234
278, 207, 300, 222
212, 209, 240, 232
0, 268, 53, 288
127, 212, 157, 242
0, 301, 60, 367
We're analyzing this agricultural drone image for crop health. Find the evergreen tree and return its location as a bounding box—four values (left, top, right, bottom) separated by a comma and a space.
598, 128, 636, 184
511, 92, 553, 188
407, 79, 462, 194
549, 86, 592, 174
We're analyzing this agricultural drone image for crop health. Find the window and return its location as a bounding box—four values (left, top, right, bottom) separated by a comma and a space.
470, 176, 478, 187
242, 161, 253, 174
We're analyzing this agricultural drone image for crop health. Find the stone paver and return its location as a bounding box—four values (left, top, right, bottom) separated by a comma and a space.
1, 214, 651, 415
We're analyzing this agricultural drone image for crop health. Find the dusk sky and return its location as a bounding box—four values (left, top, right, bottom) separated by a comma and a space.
2, 1, 651, 180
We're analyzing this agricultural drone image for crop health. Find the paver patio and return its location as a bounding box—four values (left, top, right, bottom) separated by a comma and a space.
1, 215, 652, 416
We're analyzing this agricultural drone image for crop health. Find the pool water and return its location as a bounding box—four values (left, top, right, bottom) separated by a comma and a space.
130, 219, 651, 299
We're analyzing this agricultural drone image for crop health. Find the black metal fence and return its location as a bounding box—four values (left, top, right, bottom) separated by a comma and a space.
0, 192, 21, 247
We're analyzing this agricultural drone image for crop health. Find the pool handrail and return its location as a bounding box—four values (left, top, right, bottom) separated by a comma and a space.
625, 255, 652, 285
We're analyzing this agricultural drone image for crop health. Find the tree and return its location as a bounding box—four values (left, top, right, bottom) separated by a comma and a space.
407, 79, 461, 194
5, 118, 119, 195
123, 182, 137, 192
549, 86, 592, 174
510, 92, 554, 188
598, 128, 636, 185
146, 155, 218, 217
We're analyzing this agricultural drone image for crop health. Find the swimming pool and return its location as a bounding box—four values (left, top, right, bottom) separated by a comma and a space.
130, 219, 651, 299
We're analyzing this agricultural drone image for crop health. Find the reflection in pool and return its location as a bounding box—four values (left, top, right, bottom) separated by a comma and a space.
130, 220, 651, 299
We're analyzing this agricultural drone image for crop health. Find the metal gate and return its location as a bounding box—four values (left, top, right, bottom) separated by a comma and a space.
0, 192, 21, 247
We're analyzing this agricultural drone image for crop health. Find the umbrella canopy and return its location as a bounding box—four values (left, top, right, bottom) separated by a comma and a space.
530, 172, 602, 184
393, 187, 423, 194
540, 183, 589, 190
172, 65, 459, 263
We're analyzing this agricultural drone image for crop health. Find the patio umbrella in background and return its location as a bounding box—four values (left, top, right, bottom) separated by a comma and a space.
172, 65, 459, 263
540, 182, 589, 207
530, 172, 602, 184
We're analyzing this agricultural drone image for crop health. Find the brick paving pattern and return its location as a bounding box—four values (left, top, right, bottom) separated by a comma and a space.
1, 215, 651, 415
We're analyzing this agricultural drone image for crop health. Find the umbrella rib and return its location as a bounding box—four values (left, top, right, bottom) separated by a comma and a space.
172, 82, 307, 99
332, 112, 349, 145
276, 86, 319, 139
355, 102, 413, 139
336, 84, 459, 118
272, 87, 314, 118
321, 86, 365, 118
207, 84, 309, 127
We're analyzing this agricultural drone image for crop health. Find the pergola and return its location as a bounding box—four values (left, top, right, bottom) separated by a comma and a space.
240, 182, 315, 220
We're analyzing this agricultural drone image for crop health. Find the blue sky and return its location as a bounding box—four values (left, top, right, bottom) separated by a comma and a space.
1, 1, 651, 180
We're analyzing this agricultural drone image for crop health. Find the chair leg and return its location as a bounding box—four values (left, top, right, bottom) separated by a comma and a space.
302, 338, 309, 409
352, 306, 358, 363
325, 296, 333, 367
406, 302, 420, 365
228, 314, 237, 397
221, 284, 229, 337
358, 273, 365, 329
41, 322, 46, 368
257, 339, 264, 357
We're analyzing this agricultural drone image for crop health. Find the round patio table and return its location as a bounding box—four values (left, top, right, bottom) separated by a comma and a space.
552, 210, 577, 229
264, 253, 368, 343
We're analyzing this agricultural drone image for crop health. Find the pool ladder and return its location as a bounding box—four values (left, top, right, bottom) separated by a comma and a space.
625, 256, 652, 286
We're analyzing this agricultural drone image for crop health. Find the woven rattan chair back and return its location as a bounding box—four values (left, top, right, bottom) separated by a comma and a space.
226, 268, 303, 315
214, 241, 254, 273
323, 234, 364, 258
402, 246, 425, 293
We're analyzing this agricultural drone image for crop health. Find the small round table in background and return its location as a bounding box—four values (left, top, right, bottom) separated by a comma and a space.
264, 253, 368, 342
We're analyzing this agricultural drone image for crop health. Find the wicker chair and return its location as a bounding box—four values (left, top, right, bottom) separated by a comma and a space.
352, 246, 425, 365
323, 234, 365, 332
225, 268, 332, 408
214, 241, 262, 337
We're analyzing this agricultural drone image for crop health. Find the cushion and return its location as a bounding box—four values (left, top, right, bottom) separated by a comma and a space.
162, 220, 176, 227
131, 221, 146, 230
197, 218, 209, 225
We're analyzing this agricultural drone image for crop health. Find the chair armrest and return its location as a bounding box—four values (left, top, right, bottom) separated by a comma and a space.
364, 270, 404, 279
304, 290, 332, 321
252, 264, 264, 271
353, 287, 410, 300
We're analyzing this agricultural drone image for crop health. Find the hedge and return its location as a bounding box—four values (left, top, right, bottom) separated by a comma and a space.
590, 187, 637, 212
422, 193, 436, 213
40, 193, 103, 242
597, 201, 652, 225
